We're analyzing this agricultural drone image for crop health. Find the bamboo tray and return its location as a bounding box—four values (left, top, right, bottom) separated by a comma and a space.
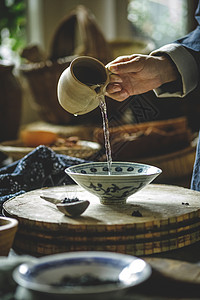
0, 139, 101, 161
3, 184, 200, 257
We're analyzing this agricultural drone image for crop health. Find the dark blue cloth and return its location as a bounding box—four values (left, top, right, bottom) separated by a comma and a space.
177, 1, 200, 53
191, 132, 200, 191
175, 1, 200, 191
0, 145, 88, 213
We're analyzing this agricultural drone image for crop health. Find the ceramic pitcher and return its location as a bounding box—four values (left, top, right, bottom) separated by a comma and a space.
57, 56, 109, 115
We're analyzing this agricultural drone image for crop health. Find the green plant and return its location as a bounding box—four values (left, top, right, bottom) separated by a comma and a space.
0, 0, 26, 55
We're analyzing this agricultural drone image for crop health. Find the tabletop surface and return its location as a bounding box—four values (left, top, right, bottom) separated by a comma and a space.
3, 184, 200, 257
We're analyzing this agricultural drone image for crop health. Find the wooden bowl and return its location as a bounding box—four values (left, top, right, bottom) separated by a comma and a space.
0, 217, 18, 256
20, 130, 58, 147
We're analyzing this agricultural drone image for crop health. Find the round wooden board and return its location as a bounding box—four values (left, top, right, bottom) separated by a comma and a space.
3, 184, 200, 256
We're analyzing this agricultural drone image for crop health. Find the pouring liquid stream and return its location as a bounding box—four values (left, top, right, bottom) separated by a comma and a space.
71, 64, 112, 175
98, 94, 112, 175
74, 93, 112, 175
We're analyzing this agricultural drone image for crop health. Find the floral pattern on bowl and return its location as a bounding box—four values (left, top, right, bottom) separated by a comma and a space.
65, 162, 162, 205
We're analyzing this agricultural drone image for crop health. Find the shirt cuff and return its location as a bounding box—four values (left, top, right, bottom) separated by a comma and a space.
150, 43, 199, 98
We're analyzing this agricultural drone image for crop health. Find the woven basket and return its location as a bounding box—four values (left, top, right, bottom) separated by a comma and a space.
109, 38, 155, 58
0, 139, 101, 161
94, 117, 189, 141
20, 5, 112, 125
139, 144, 196, 183
94, 117, 195, 184
93, 117, 192, 158
20, 56, 76, 124
49, 5, 112, 64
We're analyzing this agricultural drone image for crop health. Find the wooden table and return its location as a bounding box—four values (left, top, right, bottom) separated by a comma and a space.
3, 184, 200, 258
4, 183, 200, 299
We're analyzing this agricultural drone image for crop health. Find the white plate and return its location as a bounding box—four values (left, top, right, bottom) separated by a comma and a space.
13, 251, 151, 299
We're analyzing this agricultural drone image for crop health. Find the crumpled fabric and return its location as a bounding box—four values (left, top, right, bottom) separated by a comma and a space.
0, 145, 88, 214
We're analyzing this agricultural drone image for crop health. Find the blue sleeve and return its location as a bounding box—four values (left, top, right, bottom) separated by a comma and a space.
176, 1, 200, 52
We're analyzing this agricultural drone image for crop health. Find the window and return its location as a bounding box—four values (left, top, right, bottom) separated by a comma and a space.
128, 0, 188, 47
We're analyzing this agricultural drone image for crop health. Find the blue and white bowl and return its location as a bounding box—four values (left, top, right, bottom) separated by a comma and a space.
65, 162, 162, 205
13, 251, 152, 299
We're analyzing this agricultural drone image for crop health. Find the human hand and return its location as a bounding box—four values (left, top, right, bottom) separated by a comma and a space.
106, 54, 179, 101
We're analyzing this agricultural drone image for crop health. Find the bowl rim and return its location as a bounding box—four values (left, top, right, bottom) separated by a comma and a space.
0, 216, 18, 231
65, 161, 162, 177
13, 251, 152, 295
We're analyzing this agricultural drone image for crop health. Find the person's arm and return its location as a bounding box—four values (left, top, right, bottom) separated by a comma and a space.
150, 43, 199, 97
106, 53, 180, 101
152, 0, 200, 97
106, 1, 200, 102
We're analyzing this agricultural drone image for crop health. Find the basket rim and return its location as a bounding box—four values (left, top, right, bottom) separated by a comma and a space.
20, 55, 77, 72
0, 139, 101, 160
